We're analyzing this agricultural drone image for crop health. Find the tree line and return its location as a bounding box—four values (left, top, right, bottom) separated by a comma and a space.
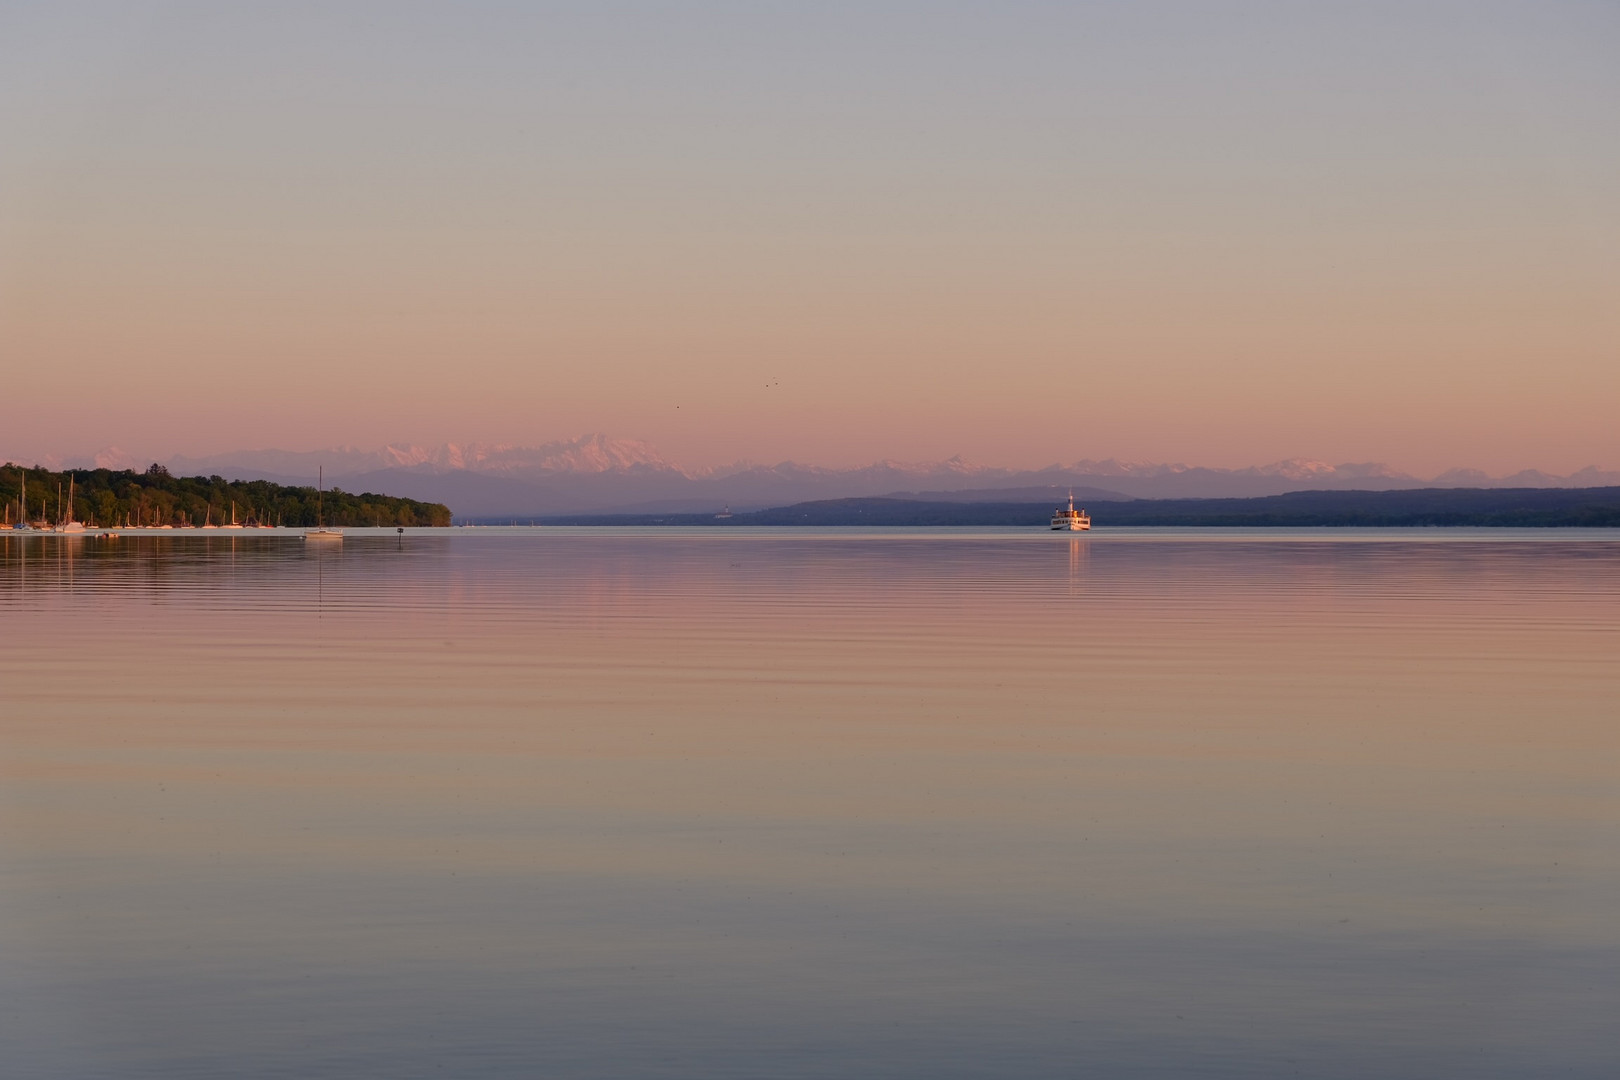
1, 463, 451, 528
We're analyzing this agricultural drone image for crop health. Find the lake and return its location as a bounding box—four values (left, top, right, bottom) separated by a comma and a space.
2, 528, 1617, 1078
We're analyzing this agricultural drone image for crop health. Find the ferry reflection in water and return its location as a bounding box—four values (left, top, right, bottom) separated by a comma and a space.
2, 529, 1618, 1079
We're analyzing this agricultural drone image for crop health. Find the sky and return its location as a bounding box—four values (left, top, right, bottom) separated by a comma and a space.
1, 1, 1617, 475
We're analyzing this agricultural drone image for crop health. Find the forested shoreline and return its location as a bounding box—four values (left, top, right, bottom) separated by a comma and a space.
1, 464, 451, 528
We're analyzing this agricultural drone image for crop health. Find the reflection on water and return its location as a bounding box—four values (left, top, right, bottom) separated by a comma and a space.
2, 530, 1618, 1078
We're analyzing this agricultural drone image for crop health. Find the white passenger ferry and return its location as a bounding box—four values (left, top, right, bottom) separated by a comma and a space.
1050, 492, 1091, 531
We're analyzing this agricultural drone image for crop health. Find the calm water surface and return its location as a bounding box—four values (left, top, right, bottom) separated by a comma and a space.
2, 529, 1617, 1078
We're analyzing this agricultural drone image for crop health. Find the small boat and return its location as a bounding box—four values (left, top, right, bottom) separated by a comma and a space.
8, 474, 29, 528
304, 466, 343, 542
21, 473, 50, 529
715, 505, 733, 520
60, 476, 87, 533
224, 501, 245, 529
1050, 491, 1091, 531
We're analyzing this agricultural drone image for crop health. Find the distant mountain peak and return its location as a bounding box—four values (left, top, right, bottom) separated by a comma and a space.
1256, 459, 1350, 480
93, 446, 138, 470
372, 435, 678, 475
163, 435, 680, 479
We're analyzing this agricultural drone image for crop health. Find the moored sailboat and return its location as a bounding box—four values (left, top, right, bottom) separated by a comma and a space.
60, 476, 86, 533
304, 467, 342, 541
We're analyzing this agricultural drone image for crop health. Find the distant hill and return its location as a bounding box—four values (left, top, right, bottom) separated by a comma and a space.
529, 487, 1620, 528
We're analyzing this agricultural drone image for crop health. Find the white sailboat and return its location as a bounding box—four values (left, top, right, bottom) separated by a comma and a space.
11, 472, 27, 530
304, 467, 342, 541
60, 476, 86, 533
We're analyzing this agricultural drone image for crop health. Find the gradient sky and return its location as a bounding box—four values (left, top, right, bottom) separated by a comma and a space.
2, 1, 1617, 474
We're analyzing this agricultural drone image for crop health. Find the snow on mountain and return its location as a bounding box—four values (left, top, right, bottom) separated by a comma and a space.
1256, 459, 1341, 480
1063, 459, 1187, 478
92, 447, 139, 470
365, 435, 675, 474
166, 435, 679, 480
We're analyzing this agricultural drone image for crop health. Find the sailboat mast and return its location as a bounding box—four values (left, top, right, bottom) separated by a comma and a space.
318, 466, 323, 528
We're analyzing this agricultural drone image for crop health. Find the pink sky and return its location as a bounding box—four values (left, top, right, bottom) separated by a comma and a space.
3, 4, 1617, 475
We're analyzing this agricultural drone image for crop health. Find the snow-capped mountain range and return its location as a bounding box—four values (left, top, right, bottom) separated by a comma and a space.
19, 435, 1620, 517
166, 436, 678, 479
